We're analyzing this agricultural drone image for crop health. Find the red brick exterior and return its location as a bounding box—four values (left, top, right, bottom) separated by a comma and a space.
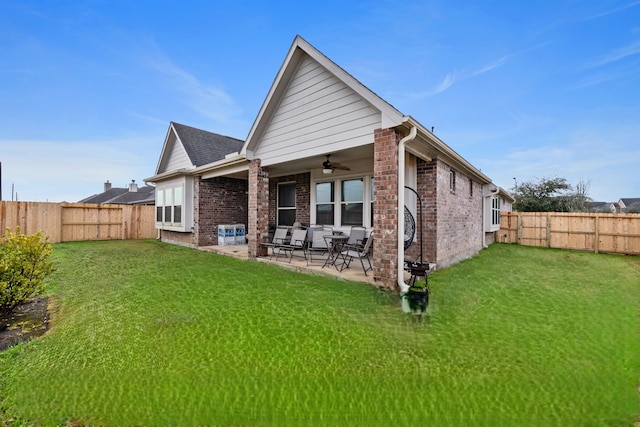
399, 155, 485, 272
268, 173, 311, 226
248, 159, 270, 258
373, 128, 401, 289
193, 176, 248, 246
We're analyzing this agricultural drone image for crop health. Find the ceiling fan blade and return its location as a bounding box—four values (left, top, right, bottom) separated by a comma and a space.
333, 164, 351, 170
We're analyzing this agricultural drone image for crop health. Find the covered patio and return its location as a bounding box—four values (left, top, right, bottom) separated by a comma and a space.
199, 243, 377, 285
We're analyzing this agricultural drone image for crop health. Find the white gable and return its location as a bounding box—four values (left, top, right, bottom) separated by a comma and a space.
254, 55, 382, 166
156, 127, 193, 174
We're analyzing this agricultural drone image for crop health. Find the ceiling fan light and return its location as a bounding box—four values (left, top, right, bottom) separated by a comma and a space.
322, 168, 333, 174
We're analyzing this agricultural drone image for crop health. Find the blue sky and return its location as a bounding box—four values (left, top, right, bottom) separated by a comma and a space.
1, 1, 638, 203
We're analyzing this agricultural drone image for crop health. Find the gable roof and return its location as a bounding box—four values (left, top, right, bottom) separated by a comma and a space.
241, 35, 492, 184
620, 198, 640, 207
172, 122, 244, 167
242, 35, 404, 158
155, 122, 244, 175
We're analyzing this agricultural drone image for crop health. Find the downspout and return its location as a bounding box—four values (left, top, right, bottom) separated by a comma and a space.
397, 124, 417, 293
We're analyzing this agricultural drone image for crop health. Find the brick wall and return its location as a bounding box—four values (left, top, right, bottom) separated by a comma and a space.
434, 159, 483, 268
373, 127, 401, 289
268, 173, 311, 226
159, 229, 194, 247
405, 157, 438, 264
248, 159, 269, 257
194, 176, 248, 246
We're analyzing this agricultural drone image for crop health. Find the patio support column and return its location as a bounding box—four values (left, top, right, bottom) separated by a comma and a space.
248, 159, 269, 258
373, 127, 401, 289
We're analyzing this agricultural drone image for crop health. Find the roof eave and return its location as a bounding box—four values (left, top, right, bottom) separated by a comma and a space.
144, 168, 194, 184
399, 116, 492, 184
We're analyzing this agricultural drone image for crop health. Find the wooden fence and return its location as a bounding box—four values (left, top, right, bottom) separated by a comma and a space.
500, 212, 640, 255
0, 201, 156, 243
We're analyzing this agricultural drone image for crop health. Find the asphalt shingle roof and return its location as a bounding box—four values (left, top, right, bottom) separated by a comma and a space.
172, 122, 244, 167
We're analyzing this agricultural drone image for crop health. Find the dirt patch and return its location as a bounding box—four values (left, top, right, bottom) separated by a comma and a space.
0, 296, 50, 352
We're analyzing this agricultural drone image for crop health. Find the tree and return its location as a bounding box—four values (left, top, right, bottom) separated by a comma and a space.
0, 228, 55, 313
512, 177, 592, 212
624, 202, 640, 214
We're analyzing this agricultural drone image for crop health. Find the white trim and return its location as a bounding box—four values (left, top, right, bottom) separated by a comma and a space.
311, 173, 374, 228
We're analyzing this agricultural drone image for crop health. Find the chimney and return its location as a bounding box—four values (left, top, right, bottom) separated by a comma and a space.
104, 180, 112, 192
128, 179, 138, 192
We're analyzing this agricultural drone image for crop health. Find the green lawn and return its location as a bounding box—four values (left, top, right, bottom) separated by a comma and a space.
0, 240, 638, 427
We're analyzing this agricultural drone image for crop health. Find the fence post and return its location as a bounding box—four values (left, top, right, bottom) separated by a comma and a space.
594, 215, 599, 254
546, 212, 551, 248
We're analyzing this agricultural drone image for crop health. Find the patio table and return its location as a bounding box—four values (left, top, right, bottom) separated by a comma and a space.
322, 234, 349, 270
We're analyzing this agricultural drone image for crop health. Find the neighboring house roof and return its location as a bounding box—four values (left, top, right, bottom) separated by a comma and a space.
587, 202, 609, 208
105, 186, 155, 205
79, 187, 128, 204
79, 182, 155, 205
619, 198, 640, 208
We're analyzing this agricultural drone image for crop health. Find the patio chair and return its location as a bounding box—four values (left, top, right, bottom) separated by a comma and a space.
274, 228, 308, 262
346, 226, 366, 247
306, 229, 330, 266
339, 232, 374, 275
262, 227, 289, 260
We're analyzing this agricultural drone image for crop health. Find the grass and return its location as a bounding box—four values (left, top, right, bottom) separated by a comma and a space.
0, 240, 638, 427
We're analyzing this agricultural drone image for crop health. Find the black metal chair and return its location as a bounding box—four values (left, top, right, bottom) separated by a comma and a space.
339, 232, 374, 275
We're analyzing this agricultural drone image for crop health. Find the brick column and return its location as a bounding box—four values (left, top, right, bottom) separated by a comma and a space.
373, 128, 401, 289
248, 159, 269, 258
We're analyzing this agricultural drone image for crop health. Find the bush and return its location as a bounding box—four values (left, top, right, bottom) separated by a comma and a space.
0, 228, 54, 313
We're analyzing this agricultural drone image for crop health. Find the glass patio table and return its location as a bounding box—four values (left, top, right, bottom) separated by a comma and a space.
322, 233, 349, 270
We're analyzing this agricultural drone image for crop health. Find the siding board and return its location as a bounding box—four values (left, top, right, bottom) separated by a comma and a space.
255, 55, 382, 165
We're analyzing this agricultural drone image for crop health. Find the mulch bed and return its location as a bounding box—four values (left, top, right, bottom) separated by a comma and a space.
0, 296, 50, 352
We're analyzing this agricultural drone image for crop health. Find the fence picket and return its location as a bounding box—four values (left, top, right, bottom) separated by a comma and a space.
0, 201, 155, 242
500, 212, 640, 255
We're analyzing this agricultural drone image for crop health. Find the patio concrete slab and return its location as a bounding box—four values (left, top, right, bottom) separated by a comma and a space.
198, 244, 376, 285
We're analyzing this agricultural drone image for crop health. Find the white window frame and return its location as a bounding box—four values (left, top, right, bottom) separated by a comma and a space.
277, 181, 296, 226
311, 174, 374, 229
155, 176, 193, 232
484, 194, 501, 232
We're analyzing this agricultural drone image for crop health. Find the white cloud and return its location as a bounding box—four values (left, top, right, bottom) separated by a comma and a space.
589, 40, 640, 68
475, 128, 640, 202
143, 51, 245, 132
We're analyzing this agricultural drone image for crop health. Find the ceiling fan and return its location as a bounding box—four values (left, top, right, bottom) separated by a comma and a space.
322, 154, 350, 174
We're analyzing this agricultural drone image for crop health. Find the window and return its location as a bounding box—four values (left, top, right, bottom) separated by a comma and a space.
155, 177, 192, 232
277, 182, 296, 226
156, 185, 183, 226
370, 177, 374, 226
469, 178, 473, 198
173, 186, 182, 223
316, 182, 334, 225
156, 189, 164, 222
491, 196, 501, 227
449, 170, 456, 192
341, 179, 364, 226
312, 176, 374, 227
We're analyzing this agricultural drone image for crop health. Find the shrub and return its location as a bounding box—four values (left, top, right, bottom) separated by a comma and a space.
0, 228, 54, 313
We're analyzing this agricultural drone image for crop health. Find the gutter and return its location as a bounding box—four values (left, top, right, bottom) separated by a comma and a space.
397, 122, 417, 293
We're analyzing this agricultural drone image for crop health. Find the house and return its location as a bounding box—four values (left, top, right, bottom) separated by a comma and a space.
586, 201, 617, 213
79, 180, 155, 205
618, 198, 640, 213
145, 36, 512, 290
